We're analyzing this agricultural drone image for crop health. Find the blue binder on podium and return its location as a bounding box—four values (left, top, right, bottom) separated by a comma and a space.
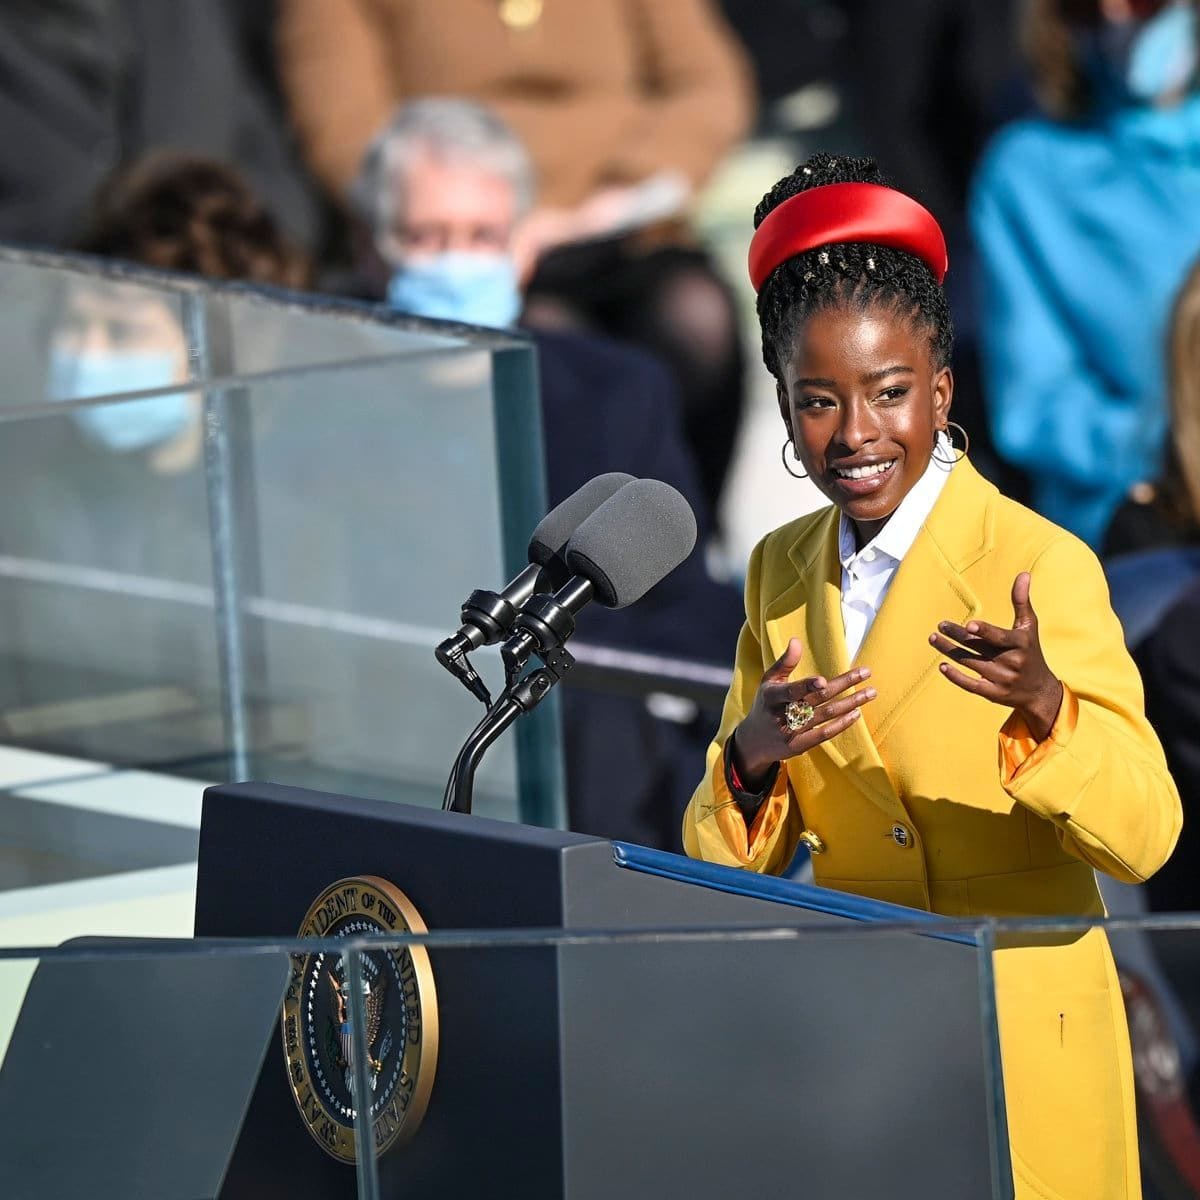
193, 782, 1012, 1199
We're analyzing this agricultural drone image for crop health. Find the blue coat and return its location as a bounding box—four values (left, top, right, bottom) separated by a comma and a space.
970, 93, 1200, 547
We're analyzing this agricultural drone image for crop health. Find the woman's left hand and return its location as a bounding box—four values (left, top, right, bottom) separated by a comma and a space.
929, 571, 1064, 741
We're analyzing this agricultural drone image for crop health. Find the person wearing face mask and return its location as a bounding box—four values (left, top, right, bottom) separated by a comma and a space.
970, 0, 1200, 549
370, 110, 525, 332
46, 156, 312, 472
278, 0, 753, 526
48, 338, 189, 456
353, 98, 744, 847
47, 280, 199, 474
0, 158, 327, 768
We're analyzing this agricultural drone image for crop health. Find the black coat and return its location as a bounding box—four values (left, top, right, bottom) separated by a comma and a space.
1137, 579, 1200, 913
534, 329, 743, 848
536, 328, 742, 662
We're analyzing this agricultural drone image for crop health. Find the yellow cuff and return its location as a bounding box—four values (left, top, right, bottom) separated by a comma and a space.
998, 683, 1079, 787
699, 747, 790, 866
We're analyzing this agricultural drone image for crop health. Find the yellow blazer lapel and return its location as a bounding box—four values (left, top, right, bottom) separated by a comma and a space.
757, 462, 996, 821
762, 507, 907, 821
856, 460, 991, 744
766, 509, 846, 680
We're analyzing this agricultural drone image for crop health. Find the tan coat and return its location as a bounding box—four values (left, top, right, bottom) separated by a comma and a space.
684, 460, 1182, 1199
276, 0, 756, 205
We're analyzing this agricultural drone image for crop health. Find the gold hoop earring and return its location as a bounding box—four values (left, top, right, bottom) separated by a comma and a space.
781, 438, 809, 479
932, 421, 970, 466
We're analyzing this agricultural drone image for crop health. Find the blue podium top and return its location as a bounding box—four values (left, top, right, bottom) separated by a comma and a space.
613, 842, 978, 945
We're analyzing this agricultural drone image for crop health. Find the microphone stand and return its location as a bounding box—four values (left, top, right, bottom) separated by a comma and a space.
442, 579, 590, 816
442, 667, 558, 815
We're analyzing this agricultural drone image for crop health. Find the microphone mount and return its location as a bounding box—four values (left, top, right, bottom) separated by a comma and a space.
435, 563, 550, 707
434, 634, 492, 706
444, 578, 592, 816
501, 576, 591, 688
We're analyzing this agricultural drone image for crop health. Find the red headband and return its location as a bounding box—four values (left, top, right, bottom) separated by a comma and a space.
748, 182, 948, 292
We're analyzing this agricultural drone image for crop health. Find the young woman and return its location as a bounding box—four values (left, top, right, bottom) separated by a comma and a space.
683, 153, 1181, 1199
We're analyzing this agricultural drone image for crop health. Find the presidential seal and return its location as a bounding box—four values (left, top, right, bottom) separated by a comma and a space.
281, 876, 438, 1163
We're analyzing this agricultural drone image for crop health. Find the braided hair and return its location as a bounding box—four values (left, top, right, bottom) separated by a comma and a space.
754, 153, 953, 383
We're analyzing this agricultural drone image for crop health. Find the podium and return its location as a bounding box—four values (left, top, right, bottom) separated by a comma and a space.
194, 782, 1011, 1199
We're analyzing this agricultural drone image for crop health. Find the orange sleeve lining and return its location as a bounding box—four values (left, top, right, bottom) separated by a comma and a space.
999, 683, 1079, 786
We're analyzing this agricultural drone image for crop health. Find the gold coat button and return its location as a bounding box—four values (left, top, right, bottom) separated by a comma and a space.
798, 829, 826, 855
891, 823, 913, 849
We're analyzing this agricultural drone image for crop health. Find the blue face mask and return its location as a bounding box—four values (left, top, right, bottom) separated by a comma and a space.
386, 252, 522, 329
1086, 2, 1198, 104
1128, 2, 1198, 100
48, 348, 191, 453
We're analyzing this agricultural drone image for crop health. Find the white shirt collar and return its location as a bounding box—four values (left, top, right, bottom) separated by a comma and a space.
838, 436, 954, 572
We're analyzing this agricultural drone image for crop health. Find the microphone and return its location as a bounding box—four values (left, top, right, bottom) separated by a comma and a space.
527, 472, 638, 581
435, 472, 634, 702
500, 478, 698, 676
445, 479, 697, 814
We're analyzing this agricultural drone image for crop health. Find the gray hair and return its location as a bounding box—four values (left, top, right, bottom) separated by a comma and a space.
352, 98, 536, 234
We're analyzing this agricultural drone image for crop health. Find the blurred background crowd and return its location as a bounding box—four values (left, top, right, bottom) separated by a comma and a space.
4, 0, 1200, 1186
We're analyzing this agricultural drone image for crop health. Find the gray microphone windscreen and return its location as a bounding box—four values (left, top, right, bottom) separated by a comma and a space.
528, 473, 635, 570
564, 479, 697, 609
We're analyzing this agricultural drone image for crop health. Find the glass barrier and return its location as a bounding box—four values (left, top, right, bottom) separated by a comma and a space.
0, 248, 565, 901
3, 915, 1199, 1198
0, 921, 1010, 1200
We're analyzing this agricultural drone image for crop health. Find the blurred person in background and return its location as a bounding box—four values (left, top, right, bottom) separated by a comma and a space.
48, 275, 197, 479
39, 156, 310, 539
1107, 253, 1200, 556
971, 0, 1200, 549
1137, 577, 1200, 914
1134, 576, 1200, 1192
51, 155, 311, 479
0, 0, 321, 255
1102, 253, 1200, 650
354, 98, 744, 846
276, 0, 756, 524
12, 266, 216, 764
6, 157, 313, 765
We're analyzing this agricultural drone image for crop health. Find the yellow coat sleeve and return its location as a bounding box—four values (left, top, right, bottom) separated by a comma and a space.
682, 537, 803, 874
997, 533, 1182, 884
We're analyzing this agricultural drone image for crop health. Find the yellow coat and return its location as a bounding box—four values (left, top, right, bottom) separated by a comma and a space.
683, 460, 1181, 1200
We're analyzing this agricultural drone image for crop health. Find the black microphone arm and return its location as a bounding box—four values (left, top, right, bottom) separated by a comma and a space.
444, 577, 593, 815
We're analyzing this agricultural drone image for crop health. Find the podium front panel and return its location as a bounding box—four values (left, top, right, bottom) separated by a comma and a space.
196, 783, 1009, 1199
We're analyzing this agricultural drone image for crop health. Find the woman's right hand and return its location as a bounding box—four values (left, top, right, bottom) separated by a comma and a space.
731, 638, 877, 790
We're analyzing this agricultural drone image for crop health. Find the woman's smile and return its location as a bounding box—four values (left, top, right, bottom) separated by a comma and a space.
830, 456, 898, 494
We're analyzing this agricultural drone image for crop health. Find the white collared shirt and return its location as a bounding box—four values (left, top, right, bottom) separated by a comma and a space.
837, 437, 953, 661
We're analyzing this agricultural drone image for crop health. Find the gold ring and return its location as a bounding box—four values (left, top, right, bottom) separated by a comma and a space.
784, 700, 814, 732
